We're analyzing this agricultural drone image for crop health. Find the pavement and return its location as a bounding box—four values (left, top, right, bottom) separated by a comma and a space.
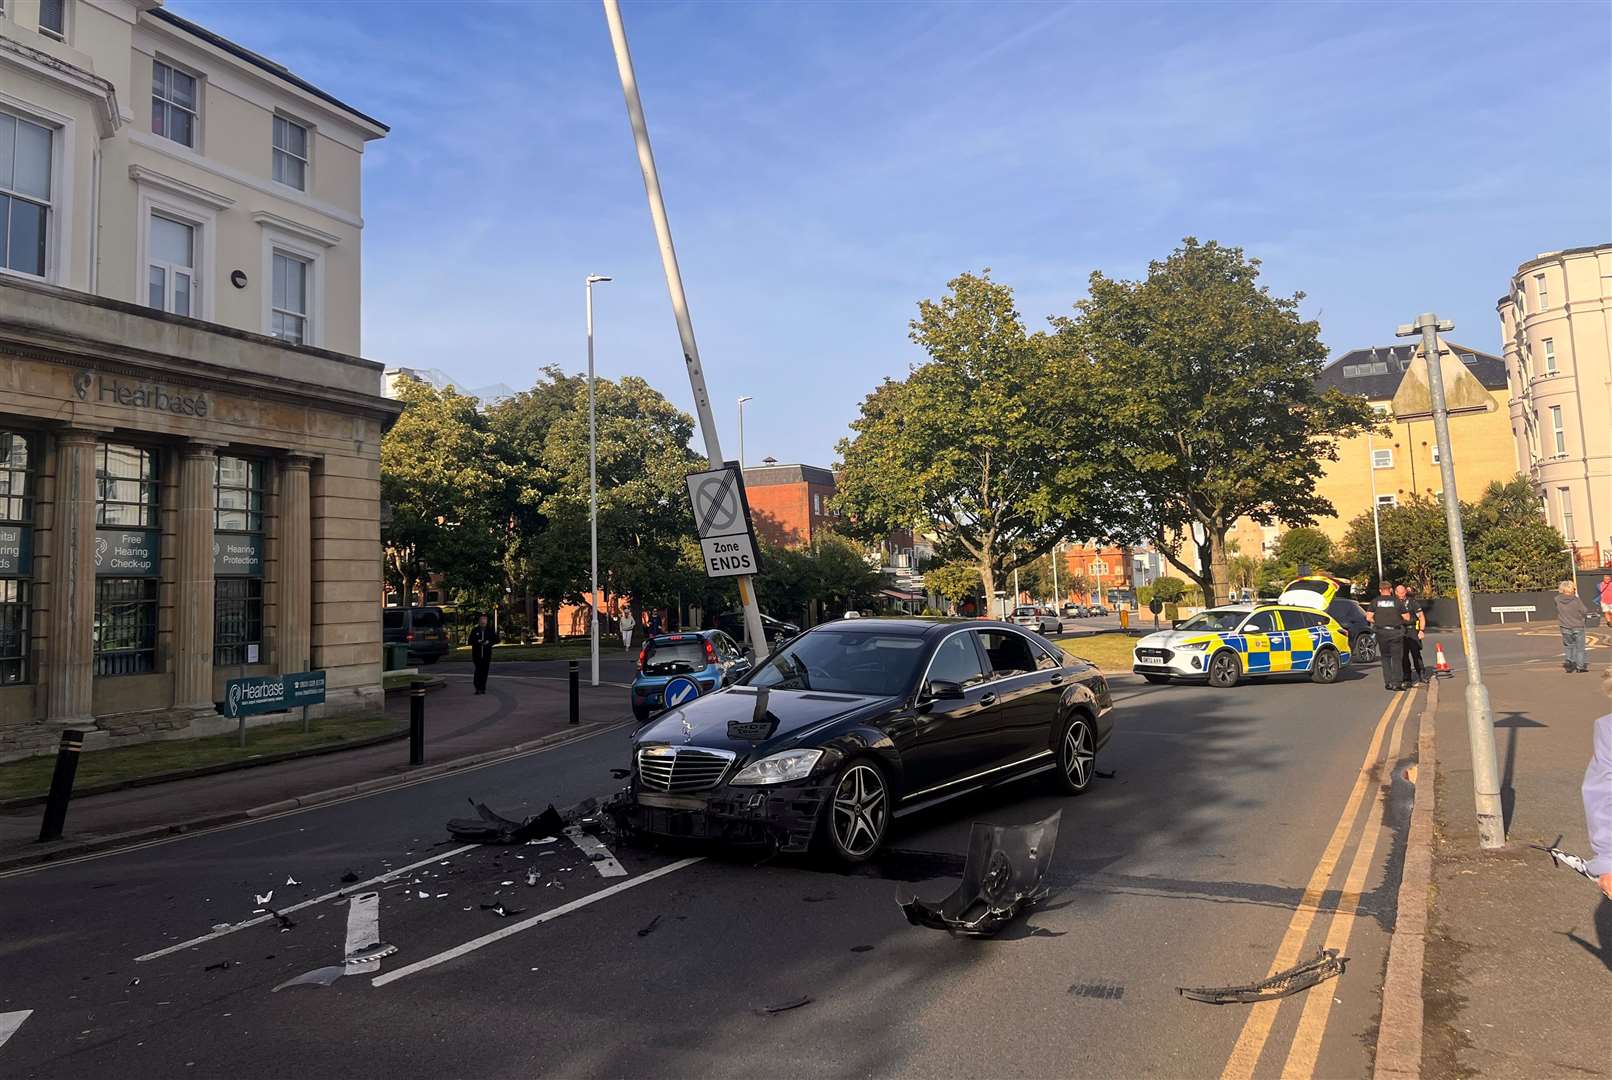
0, 639, 1442, 1078
1418, 624, 1612, 1080
0, 656, 642, 868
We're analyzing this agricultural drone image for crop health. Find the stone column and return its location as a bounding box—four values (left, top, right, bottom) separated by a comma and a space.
173, 441, 219, 713
279, 456, 313, 675
45, 429, 101, 725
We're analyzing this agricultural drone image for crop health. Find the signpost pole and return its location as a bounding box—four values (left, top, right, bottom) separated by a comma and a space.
602, 0, 766, 655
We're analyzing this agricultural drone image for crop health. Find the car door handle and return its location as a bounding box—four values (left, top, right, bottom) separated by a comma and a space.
978, 693, 997, 707
1050, 675, 1064, 686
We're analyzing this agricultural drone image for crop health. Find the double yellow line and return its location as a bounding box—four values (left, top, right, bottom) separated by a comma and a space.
1220, 687, 1419, 1080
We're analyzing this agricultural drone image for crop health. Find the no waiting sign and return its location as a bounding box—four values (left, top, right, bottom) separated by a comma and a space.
685, 465, 762, 578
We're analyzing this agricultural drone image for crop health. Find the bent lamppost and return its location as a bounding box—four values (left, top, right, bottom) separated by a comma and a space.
586, 273, 611, 688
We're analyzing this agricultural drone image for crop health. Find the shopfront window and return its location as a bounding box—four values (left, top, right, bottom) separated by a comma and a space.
214, 456, 265, 665
94, 442, 159, 676
0, 432, 34, 685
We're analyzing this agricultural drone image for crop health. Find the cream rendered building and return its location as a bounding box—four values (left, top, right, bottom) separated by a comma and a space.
1498, 244, 1612, 568
0, 0, 398, 758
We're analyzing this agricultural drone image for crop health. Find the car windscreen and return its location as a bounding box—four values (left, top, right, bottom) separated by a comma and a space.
743, 630, 927, 696
642, 639, 707, 674
1177, 609, 1244, 631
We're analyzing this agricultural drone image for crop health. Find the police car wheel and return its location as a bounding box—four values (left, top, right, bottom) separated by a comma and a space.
1207, 650, 1241, 688
1310, 646, 1341, 685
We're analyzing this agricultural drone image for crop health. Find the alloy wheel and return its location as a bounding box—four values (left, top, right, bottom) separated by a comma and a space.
1313, 648, 1340, 683
831, 763, 888, 858
1062, 720, 1094, 790
1208, 651, 1240, 687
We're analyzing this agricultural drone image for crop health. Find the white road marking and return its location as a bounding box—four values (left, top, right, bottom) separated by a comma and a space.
343, 891, 382, 974
372, 857, 701, 987
0, 1010, 32, 1051
134, 845, 478, 962
564, 826, 627, 877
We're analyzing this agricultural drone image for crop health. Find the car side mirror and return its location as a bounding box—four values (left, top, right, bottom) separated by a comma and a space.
921, 679, 966, 702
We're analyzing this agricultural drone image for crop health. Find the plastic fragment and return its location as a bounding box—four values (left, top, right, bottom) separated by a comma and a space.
897, 811, 1061, 937
1178, 948, 1347, 1004
754, 994, 812, 1015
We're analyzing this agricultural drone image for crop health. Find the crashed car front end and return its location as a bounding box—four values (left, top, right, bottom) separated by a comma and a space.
618, 743, 841, 853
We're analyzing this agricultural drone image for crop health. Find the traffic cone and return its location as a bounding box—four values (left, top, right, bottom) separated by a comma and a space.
1434, 643, 1452, 678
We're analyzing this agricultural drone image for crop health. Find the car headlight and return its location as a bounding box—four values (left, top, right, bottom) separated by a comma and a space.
730, 748, 824, 786
1177, 641, 1209, 651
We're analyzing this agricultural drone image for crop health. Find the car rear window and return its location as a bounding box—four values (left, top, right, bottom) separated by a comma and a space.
1286, 580, 1328, 595
643, 639, 708, 674
412, 609, 443, 630
1013, 606, 1038, 617
383, 610, 404, 630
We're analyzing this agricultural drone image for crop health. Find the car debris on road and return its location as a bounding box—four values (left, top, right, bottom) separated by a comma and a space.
1177, 947, 1347, 1004
447, 800, 566, 845
897, 812, 1061, 936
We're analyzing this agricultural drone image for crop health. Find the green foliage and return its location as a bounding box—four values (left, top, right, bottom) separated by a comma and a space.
1274, 527, 1335, 571
1055, 238, 1375, 602
1151, 576, 1189, 603
834, 271, 1125, 604
925, 560, 983, 603
755, 532, 884, 624
1339, 475, 1566, 596
1227, 554, 1261, 593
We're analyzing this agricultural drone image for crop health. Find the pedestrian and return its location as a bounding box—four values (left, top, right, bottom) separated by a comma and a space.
618, 608, 634, 652
1556, 580, 1589, 674
468, 612, 497, 695
1397, 584, 1427, 683
647, 610, 663, 637
1367, 580, 1409, 691
1599, 573, 1612, 628
1581, 667, 1612, 901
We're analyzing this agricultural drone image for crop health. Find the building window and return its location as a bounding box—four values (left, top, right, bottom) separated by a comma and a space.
0, 579, 27, 686
0, 111, 52, 278
152, 60, 198, 148
1090, 558, 1108, 577
147, 214, 196, 316
96, 443, 158, 526
1376, 494, 1397, 509
1535, 273, 1548, 310
1549, 405, 1565, 455
272, 115, 308, 191
1370, 403, 1391, 416
1430, 444, 1441, 466
213, 456, 264, 666
38, 0, 65, 40
1372, 447, 1394, 469
812, 493, 821, 515
0, 432, 35, 686
94, 578, 157, 676
0, 430, 33, 523
271, 251, 309, 343
1560, 488, 1575, 541
1542, 338, 1556, 374
214, 455, 264, 532
214, 577, 262, 667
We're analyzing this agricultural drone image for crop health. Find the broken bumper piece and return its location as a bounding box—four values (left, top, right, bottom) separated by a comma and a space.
1177, 947, 1347, 1004
446, 800, 566, 845
896, 811, 1061, 936
617, 780, 831, 854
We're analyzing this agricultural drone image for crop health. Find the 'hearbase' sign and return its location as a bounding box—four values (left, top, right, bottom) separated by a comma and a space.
221, 670, 326, 719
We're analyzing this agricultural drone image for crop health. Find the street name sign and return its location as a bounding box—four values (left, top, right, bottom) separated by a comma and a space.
685, 465, 762, 579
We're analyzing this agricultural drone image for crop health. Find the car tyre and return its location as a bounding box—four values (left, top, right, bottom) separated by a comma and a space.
817, 758, 890, 865
1352, 631, 1379, 664
1050, 713, 1097, 795
631, 703, 650, 724
1310, 646, 1341, 684
1207, 650, 1241, 688
1141, 673, 1171, 685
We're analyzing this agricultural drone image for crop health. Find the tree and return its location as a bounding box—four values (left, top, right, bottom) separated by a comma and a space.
925, 560, 983, 604
835, 272, 1125, 606
1273, 527, 1335, 572
1058, 239, 1375, 604
1151, 576, 1189, 603
1065, 573, 1091, 602
1227, 554, 1261, 594
381, 378, 506, 607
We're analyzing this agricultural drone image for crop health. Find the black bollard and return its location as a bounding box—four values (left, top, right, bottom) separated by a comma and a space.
409, 684, 426, 766
38, 729, 86, 843
568, 660, 579, 725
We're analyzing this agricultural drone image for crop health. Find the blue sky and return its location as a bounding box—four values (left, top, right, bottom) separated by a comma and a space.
175, 0, 1610, 467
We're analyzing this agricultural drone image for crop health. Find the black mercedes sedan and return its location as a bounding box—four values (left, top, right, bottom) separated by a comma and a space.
618, 618, 1113, 863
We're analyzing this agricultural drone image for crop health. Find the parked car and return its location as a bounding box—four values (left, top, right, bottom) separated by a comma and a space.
1086, 602, 1109, 617
714, 611, 801, 651
1280, 575, 1377, 662
1012, 605, 1061, 634
619, 618, 1113, 862
631, 630, 753, 724
382, 605, 449, 665
1061, 602, 1085, 619
1131, 603, 1353, 686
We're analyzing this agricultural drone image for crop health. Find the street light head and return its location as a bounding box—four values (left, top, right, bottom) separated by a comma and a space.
1394, 323, 1416, 338
1437, 319, 1454, 332
586, 274, 613, 284
737, 395, 753, 405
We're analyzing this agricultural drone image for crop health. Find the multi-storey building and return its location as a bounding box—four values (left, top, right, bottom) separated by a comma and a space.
1498, 244, 1612, 568
741, 460, 839, 547
0, 1, 396, 758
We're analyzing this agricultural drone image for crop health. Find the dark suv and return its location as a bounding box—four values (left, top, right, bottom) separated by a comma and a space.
383, 606, 450, 665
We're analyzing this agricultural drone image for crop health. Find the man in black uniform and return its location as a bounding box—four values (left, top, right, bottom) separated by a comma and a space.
1368, 580, 1408, 691
1398, 584, 1427, 683
469, 612, 498, 695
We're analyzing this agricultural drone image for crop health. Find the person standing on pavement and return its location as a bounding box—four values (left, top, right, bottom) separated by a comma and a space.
618, 608, 634, 652
1582, 667, 1612, 901
1557, 581, 1590, 673
468, 612, 497, 695
1367, 580, 1408, 691
1397, 584, 1427, 684
1599, 574, 1612, 628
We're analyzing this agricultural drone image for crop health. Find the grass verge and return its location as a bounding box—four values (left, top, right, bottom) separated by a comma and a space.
0, 713, 401, 802
1057, 633, 1140, 673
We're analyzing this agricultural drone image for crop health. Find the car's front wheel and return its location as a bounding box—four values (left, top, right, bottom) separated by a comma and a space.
819, 759, 890, 864
1352, 631, 1379, 664
1051, 713, 1097, 795
1207, 650, 1241, 688
1310, 646, 1341, 684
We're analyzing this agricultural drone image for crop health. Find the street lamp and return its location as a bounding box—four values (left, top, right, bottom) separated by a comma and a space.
586, 273, 612, 688
736, 396, 753, 467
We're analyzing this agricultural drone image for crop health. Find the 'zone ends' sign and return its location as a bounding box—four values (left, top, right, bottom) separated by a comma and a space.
685, 465, 763, 580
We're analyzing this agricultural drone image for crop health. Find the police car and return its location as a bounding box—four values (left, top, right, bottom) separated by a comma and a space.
1131, 603, 1352, 687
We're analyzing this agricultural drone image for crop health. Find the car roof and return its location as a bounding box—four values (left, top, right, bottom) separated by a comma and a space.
812, 616, 992, 638
648, 631, 717, 644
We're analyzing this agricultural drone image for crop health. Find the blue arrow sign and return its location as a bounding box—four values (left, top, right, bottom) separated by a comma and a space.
663, 676, 702, 709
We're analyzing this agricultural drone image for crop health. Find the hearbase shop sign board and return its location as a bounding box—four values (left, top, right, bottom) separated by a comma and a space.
222, 671, 327, 719
94, 529, 159, 576
0, 525, 30, 576
685, 464, 762, 579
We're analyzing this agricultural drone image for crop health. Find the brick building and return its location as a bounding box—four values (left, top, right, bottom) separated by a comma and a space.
741, 461, 837, 547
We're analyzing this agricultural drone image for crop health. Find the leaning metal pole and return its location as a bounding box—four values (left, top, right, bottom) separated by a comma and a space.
1413, 312, 1505, 848
602, 0, 766, 652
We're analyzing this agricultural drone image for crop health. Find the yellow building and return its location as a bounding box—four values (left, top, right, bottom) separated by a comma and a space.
1308, 344, 1516, 543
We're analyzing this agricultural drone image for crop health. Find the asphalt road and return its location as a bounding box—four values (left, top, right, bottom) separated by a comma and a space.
0, 641, 1436, 1079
